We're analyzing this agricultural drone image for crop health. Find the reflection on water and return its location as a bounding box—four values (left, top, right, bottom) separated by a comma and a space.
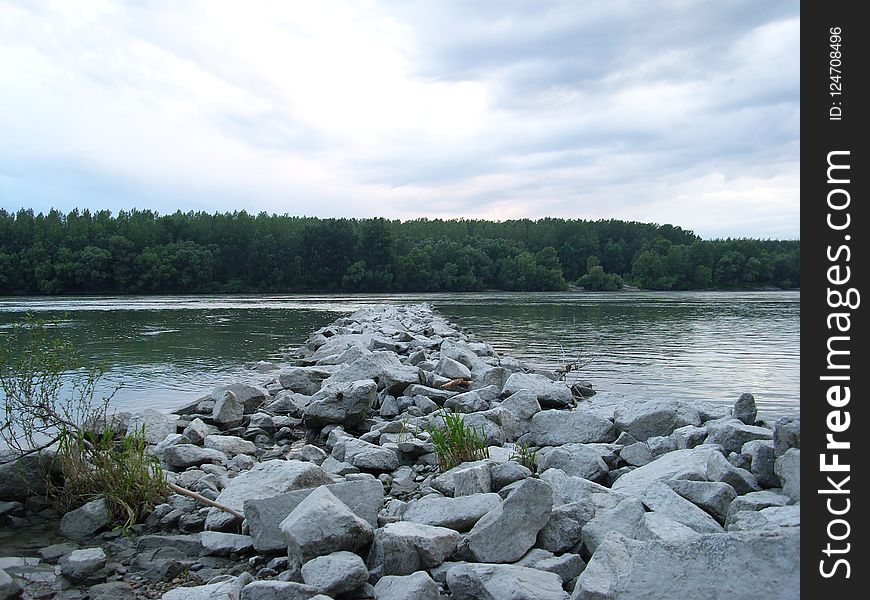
0, 292, 799, 420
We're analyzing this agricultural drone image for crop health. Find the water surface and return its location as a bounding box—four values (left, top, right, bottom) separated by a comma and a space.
0, 291, 799, 421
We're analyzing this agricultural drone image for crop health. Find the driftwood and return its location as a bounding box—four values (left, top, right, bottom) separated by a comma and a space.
440, 378, 472, 389
166, 481, 244, 520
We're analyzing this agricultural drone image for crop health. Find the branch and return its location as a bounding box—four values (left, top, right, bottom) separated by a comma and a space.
166, 482, 245, 520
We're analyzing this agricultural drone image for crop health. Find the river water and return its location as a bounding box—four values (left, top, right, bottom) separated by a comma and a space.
0, 291, 799, 421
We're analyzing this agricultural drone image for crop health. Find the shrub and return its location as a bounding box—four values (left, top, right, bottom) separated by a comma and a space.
427, 411, 489, 471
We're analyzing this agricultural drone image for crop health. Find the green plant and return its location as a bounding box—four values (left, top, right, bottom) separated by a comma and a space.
509, 442, 538, 473
1, 314, 167, 529
52, 425, 168, 531
427, 411, 489, 472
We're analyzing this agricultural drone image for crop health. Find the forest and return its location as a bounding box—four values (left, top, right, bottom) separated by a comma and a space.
0, 209, 800, 294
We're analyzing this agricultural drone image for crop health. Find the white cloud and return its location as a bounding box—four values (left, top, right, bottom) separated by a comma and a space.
0, 0, 799, 238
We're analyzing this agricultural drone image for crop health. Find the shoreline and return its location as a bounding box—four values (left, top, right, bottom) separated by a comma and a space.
0, 303, 800, 599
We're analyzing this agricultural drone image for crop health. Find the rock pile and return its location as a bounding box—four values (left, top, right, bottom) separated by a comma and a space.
0, 304, 800, 600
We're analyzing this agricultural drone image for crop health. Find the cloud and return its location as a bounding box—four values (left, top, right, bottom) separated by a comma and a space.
0, 0, 799, 238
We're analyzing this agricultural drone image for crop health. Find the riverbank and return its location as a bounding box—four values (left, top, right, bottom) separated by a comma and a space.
0, 303, 800, 599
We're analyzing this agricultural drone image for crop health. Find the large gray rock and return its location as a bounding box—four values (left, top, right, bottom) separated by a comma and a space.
447, 563, 568, 600
733, 393, 757, 425
245, 479, 383, 552
436, 356, 473, 380
60, 497, 111, 541
59, 547, 107, 582
613, 401, 702, 441
239, 580, 320, 600
204, 435, 257, 457
430, 460, 494, 497
725, 490, 792, 526
537, 444, 609, 482
370, 522, 460, 576
333, 437, 399, 472
129, 408, 176, 444
322, 352, 421, 396
182, 418, 217, 445
727, 504, 801, 532
279, 367, 331, 395
162, 444, 226, 469
570, 530, 800, 600
212, 383, 270, 413
534, 552, 587, 585
540, 469, 626, 513
529, 410, 615, 446
373, 571, 440, 600
464, 478, 553, 563
639, 512, 701, 543
206, 460, 333, 530
536, 501, 596, 553
610, 446, 720, 497
619, 442, 653, 467
742, 439, 779, 488
502, 373, 574, 409
774, 448, 800, 502
0, 451, 56, 501
772, 416, 800, 456
0, 569, 21, 600
303, 380, 377, 428
281, 487, 374, 562
706, 452, 760, 495
212, 391, 244, 427
705, 419, 773, 454
403, 493, 502, 532
490, 461, 532, 490
640, 482, 723, 533
498, 390, 542, 436
200, 531, 253, 556
445, 391, 490, 414
164, 579, 243, 600
301, 551, 369, 597
664, 479, 737, 524
580, 497, 646, 553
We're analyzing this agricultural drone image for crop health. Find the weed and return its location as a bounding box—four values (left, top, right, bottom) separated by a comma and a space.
427, 411, 489, 472
509, 442, 538, 473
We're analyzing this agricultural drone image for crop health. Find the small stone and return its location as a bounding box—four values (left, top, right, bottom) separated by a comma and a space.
733, 393, 757, 425
59, 498, 111, 542
59, 547, 107, 583
373, 571, 440, 600
301, 551, 368, 597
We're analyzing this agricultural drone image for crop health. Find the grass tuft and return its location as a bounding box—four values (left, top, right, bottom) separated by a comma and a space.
427, 411, 489, 472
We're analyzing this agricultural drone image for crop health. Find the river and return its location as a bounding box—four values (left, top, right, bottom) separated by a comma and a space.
0, 291, 799, 421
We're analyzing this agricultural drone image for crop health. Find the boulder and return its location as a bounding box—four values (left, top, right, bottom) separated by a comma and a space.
240, 580, 321, 600
613, 401, 702, 441
402, 493, 502, 532
725, 490, 792, 526
669, 425, 708, 449
727, 505, 800, 532
772, 416, 800, 456
59, 498, 111, 541
245, 479, 383, 552
498, 390, 542, 436
610, 446, 720, 497
536, 444, 609, 482
303, 380, 377, 428
540, 469, 626, 512
640, 482, 723, 533
370, 521, 460, 576
619, 442, 653, 467
0, 569, 21, 600
774, 448, 800, 503
453, 464, 492, 496
182, 418, 216, 445
279, 367, 331, 395
664, 479, 737, 524
464, 478, 553, 563
705, 419, 773, 454
205, 460, 333, 531
373, 571, 440, 600
447, 563, 568, 600
301, 551, 369, 597
528, 410, 615, 446
741, 440, 779, 488
200, 531, 253, 556
490, 461, 532, 491
580, 497, 646, 553
212, 383, 270, 413
536, 501, 596, 553
502, 373, 574, 409
639, 512, 701, 543
322, 353, 421, 395
435, 356, 473, 380
162, 444, 226, 470
128, 408, 176, 444
706, 452, 760, 495
445, 391, 490, 414
733, 393, 757, 425
0, 451, 56, 501
570, 530, 800, 600
431, 460, 493, 497
333, 437, 399, 472
59, 547, 107, 582
535, 552, 587, 585
280, 487, 374, 562
204, 435, 257, 457
212, 391, 244, 427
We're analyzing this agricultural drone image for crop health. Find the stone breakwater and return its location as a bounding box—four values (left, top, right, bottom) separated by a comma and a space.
0, 303, 801, 600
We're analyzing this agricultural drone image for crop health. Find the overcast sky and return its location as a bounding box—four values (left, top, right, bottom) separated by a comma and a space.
0, 1, 799, 239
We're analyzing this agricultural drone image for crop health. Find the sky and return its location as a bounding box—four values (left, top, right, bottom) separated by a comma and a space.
0, 0, 799, 239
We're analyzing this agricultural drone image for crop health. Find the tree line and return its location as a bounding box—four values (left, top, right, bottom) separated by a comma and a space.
0, 209, 800, 294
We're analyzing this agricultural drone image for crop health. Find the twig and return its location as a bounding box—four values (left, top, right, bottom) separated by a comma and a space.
166, 481, 244, 520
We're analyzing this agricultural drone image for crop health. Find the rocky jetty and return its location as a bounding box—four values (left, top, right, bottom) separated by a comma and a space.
0, 303, 800, 599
